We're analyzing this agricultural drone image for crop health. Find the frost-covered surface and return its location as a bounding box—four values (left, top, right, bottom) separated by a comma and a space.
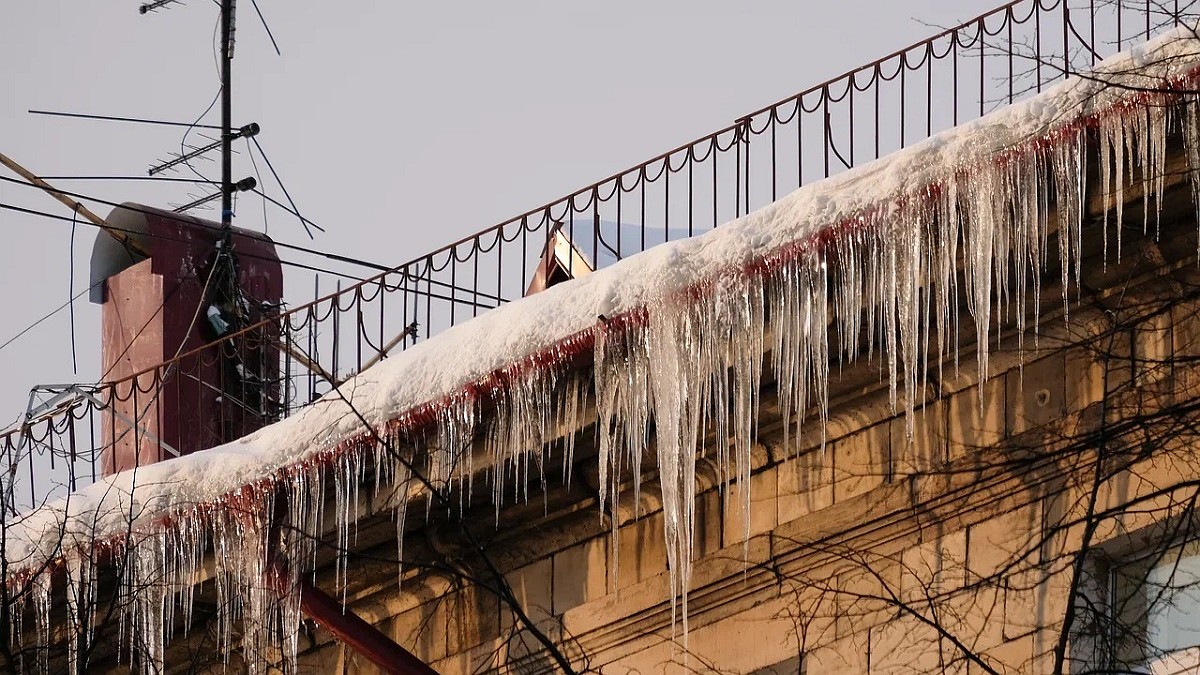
9, 25, 1200, 674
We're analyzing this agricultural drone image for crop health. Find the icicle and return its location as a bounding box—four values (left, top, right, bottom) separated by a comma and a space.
1101, 109, 1130, 261
394, 460, 412, 589
1053, 127, 1085, 324
31, 571, 50, 675
1186, 93, 1200, 260
16, 35, 1200, 675
593, 316, 652, 586
63, 550, 96, 675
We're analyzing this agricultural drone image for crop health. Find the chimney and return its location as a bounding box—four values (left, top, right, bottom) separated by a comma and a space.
89, 203, 283, 475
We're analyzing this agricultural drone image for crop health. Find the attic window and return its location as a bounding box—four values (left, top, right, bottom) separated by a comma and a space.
525, 224, 594, 295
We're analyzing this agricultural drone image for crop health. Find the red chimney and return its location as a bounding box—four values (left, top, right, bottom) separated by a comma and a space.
89, 203, 284, 475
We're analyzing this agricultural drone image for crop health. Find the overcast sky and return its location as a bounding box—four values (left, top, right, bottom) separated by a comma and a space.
0, 1, 1001, 424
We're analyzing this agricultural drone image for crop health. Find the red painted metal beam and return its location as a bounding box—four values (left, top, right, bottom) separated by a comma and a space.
296, 577, 440, 675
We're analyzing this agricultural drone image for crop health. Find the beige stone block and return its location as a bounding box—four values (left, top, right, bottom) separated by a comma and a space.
552, 536, 607, 615
803, 630, 869, 673
1065, 328, 1131, 413
505, 557, 553, 626
967, 505, 1041, 582
442, 585, 502, 656
1002, 564, 1071, 642
870, 615, 968, 675
941, 584, 1007, 655
391, 602, 448, 664
1028, 629, 1061, 673
339, 644, 388, 675
696, 488, 722, 557
1092, 468, 1158, 544
294, 642, 349, 675
615, 511, 667, 590
1173, 300, 1200, 393
1090, 451, 1200, 546
775, 447, 835, 526
831, 558, 904, 635
1006, 354, 1066, 435
428, 639, 509, 675
1172, 299, 1200, 356
823, 389, 899, 446
891, 399, 947, 476
1064, 345, 1104, 413
1135, 309, 1174, 385
676, 593, 805, 673
723, 466, 778, 547
777, 582, 841, 653
947, 377, 1007, 460
751, 655, 802, 674
833, 422, 889, 504
984, 634, 1036, 674
1039, 489, 1084, 562
605, 637, 681, 674
901, 527, 967, 601
502, 619, 566, 674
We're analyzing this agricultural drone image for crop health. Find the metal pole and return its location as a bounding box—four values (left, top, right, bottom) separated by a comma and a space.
221, 0, 234, 229
296, 578, 440, 675
265, 558, 439, 675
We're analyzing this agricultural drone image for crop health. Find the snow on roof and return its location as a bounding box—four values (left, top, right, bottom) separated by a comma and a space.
8, 23, 1200, 672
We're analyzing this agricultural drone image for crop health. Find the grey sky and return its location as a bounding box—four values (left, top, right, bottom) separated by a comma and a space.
0, 1, 1000, 423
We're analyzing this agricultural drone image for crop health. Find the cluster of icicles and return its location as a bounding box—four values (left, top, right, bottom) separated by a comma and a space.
12, 66, 1200, 675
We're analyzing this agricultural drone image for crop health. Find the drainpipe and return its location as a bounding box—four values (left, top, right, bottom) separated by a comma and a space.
296, 578, 440, 675
267, 557, 438, 675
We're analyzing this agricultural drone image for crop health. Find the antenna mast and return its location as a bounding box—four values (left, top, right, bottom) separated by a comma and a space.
220, 0, 236, 229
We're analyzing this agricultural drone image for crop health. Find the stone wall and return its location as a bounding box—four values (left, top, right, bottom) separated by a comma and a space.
284, 250, 1200, 675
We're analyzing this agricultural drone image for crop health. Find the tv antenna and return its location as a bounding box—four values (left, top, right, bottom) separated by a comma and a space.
142, 0, 254, 225
138, 0, 182, 14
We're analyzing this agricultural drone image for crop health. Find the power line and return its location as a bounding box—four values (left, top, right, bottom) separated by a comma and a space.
177, 88, 222, 186
40, 175, 219, 184
0, 199, 362, 281
0, 174, 377, 272
0, 201, 507, 307
37, 175, 325, 234
27, 109, 224, 130
0, 281, 102, 355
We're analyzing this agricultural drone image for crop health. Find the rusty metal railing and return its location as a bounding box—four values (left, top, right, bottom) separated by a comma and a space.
2, 0, 1193, 511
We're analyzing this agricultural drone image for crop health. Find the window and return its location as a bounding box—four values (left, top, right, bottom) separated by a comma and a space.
1110, 540, 1200, 674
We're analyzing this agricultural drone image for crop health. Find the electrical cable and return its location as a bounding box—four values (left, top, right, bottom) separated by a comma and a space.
178, 87, 222, 186
97, 279, 184, 381
0, 174, 394, 275
0, 281, 102, 355
32, 175, 325, 235
27, 109, 225, 130
0, 199, 365, 282
41, 175, 221, 184
86, 271, 195, 459
0, 201, 504, 306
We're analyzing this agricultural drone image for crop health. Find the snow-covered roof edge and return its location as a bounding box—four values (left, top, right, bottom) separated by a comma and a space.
7, 22, 1200, 672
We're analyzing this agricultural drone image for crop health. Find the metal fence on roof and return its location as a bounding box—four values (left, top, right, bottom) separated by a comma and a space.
2, 0, 1193, 511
